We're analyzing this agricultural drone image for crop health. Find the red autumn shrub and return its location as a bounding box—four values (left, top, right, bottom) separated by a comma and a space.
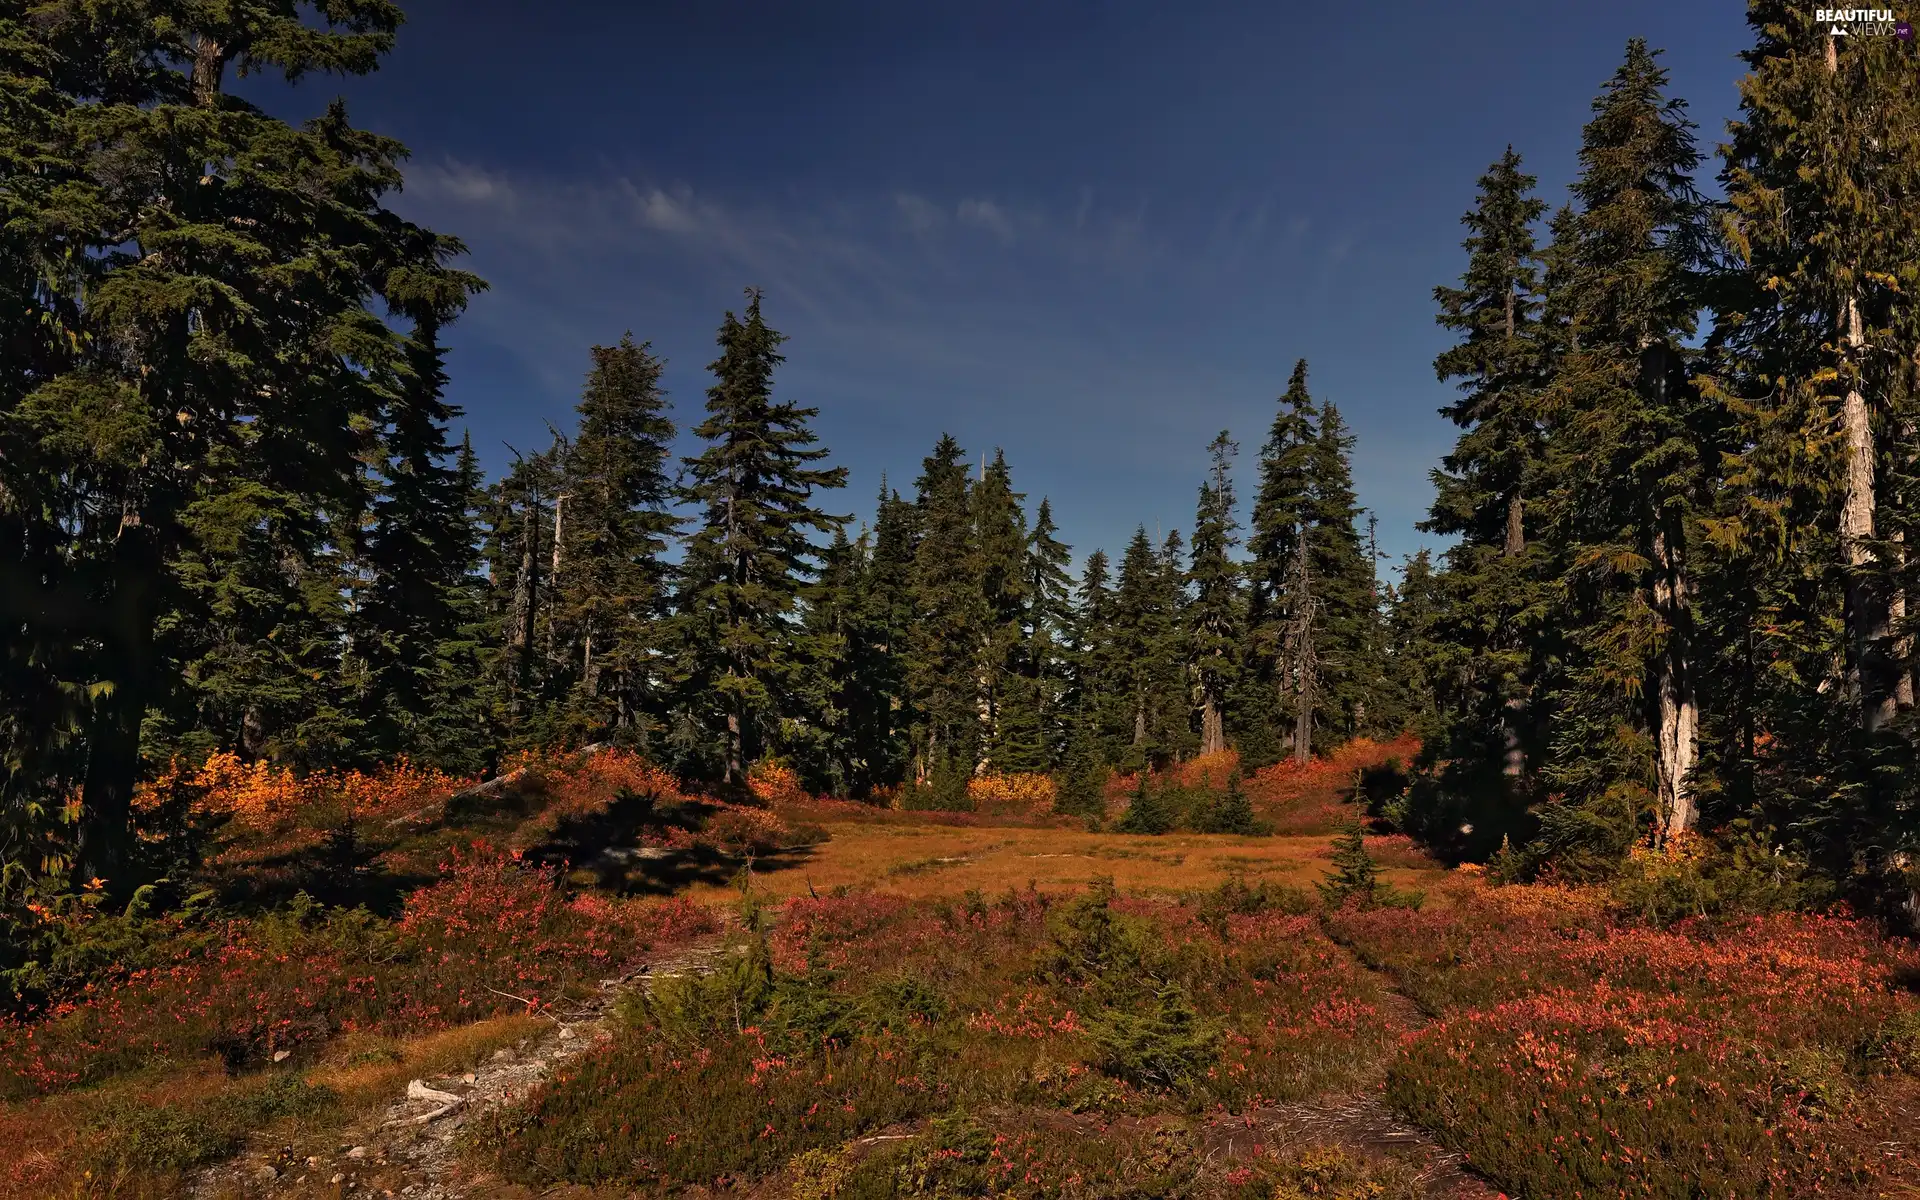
699, 805, 793, 854
0, 844, 719, 1099
1338, 880, 1920, 1198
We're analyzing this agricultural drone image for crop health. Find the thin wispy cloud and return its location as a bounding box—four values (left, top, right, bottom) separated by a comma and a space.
956, 197, 1016, 243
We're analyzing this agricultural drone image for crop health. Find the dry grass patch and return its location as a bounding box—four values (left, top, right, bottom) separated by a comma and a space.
713, 824, 1449, 904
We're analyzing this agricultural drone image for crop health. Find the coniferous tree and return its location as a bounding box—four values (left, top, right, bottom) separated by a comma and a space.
973, 450, 1029, 767
488, 444, 564, 741
907, 436, 982, 777
1024, 497, 1076, 766
1709, 6, 1920, 901
1535, 40, 1719, 857
1070, 549, 1125, 759
1381, 551, 1444, 741
1423, 148, 1551, 799
1112, 528, 1185, 768
853, 482, 917, 790
1158, 528, 1196, 760
0, 1, 475, 885
1239, 361, 1319, 765
1187, 433, 1242, 756
672, 290, 847, 788
1304, 402, 1378, 741
555, 335, 678, 745
793, 527, 861, 792
415, 435, 494, 774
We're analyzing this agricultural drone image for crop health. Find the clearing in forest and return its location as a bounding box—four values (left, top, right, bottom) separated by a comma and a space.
5, 743, 1920, 1200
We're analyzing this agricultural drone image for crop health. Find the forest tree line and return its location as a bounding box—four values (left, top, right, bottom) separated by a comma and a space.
5, 4, 1920, 920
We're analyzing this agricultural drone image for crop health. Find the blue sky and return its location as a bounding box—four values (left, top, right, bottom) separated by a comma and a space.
312, 0, 1750, 573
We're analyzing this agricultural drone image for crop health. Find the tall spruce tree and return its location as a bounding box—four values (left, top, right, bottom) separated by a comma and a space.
1239, 361, 1320, 764
1111, 527, 1186, 767
853, 482, 917, 790
1712, 4, 1920, 899
973, 450, 1029, 767
1535, 40, 1719, 857
1022, 497, 1075, 766
1420, 148, 1552, 825
0, 0, 477, 886
672, 290, 847, 788
360, 262, 486, 768
907, 435, 982, 776
1187, 432, 1242, 756
1070, 549, 1125, 758
555, 335, 678, 745
1304, 401, 1379, 740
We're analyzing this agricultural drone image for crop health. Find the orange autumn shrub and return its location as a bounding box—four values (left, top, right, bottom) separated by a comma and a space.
966, 771, 1057, 817
501, 747, 697, 849
183, 752, 311, 826
1169, 749, 1240, 790
1245, 735, 1418, 803
747, 760, 809, 806
155, 752, 473, 830
700, 806, 792, 854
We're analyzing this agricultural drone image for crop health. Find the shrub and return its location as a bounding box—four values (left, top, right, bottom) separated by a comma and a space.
967, 771, 1057, 817
86, 1074, 337, 1175
748, 761, 810, 807
0, 845, 719, 1098
701, 805, 794, 854
1085, 982, 1219, 1089
1193, 770, 1267, 835
1115, 774, 1177, 835
1610, 826, 1829, 926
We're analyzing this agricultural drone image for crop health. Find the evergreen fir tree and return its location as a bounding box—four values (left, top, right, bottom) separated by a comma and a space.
1117, 770, 1176, 835
1239, 361, 1320, 766
0, 1, 474, 884
1304, 402, 1378, 740
793, 527, 861, 793
973, 450, 1029, 767
907, 435, 983, 776
1421, 148, 1552, 802
1535, 40, 1720, 857
359, 292, 484, 765
1187, 432, 1242, 756
1196, 769, 1260, 835
1158, 528, 1197, 761
1070, 549, 1126, 759
1381, 551, 1444, 741
1024, 497, 1075, 766
1319, 823, 1382, 907
555, 335, 678, 746
1112, 528, 1185, 769
852, 482, 917, 792
1707, 7, 1920, 905
672, 290, 847, 788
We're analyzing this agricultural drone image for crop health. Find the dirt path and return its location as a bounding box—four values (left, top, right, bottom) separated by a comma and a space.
1252, 930, 1499, 1199
192, 938, 727, 1200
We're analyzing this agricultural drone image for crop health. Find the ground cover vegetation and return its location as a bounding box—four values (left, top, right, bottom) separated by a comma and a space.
6, 2, 1920, 1198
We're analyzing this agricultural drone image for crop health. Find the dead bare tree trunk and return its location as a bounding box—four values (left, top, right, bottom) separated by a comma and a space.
1285, 540, 1318, 766
1501, 491, 1526, 779
1842, 296, 1892, 731
508, 481, 543, 718
191, 36, 226, 107
1651, 526, 1699, 844
1200, 694, 1225, 757
1826, 34, 1893, 733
